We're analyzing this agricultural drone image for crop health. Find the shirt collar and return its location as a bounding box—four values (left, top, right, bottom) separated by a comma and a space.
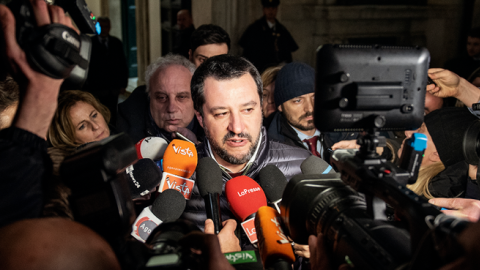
206, 133, 262, 174
290, 125, 321, 141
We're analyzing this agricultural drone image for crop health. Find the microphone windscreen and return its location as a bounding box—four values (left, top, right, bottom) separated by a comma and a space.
136, 137, 168, 160
151, 189, 186, 222
225, 176, 267, 221
125, 158, 162, 199
300, 155, 334, 175
196, 157, 223, 197
255, 206, 295, 267
258, 165, 287, 203
162, 139, 198, 178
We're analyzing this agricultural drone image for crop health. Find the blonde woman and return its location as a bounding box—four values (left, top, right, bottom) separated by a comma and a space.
399, 107, 478, 199
48, 90, 111, 149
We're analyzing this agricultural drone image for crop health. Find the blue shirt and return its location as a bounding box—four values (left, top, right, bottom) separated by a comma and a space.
290, 125, 323, 159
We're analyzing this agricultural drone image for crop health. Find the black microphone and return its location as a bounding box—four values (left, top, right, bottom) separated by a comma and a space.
131, 189, 186, 242
398, 133, 427, 185
258, 165, 288, 214
196, 157, 223, 234
124, 158, 163, 199
300, 155, 335, 175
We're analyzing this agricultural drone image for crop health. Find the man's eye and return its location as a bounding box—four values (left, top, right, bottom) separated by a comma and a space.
156, 96, 167, 102
178, 95, 189, 100
294, 99, 301, 103
199, 57, 206, 63
215, 112, 227, 117
244, 108, 254, 113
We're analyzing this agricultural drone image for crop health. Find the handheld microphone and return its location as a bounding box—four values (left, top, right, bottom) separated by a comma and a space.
258, 165, 288, 214
300, 155, 335, 175
124, 158, 162, 199
158, 139, 198, 199
225, 176, 267, 244
131, 189, 186, 243
196, 157, 224, 234
136, 137, 169, 161
255, 206, 295, 270
398, 133, 427, 184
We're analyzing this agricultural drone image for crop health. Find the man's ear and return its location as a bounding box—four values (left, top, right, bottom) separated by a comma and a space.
278, 104, 283, 112
188, 49, 193, 61
195, 110, 204, 128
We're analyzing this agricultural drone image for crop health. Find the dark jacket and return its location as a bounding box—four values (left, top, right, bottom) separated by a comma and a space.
239, 16, 298, 72
0, 127, 50, 227
181, 127, 310, 234
117, 86, 204, 143
267, 112, 357, 163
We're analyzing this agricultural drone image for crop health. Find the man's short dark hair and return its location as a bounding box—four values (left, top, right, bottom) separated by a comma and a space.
468, 27, 480, 39
191, 55, 262, 116
190, 24, 231, 54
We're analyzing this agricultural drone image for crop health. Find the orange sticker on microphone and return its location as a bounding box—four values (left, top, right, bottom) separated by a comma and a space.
241, 217, 258, 244
159, 172, 195, 200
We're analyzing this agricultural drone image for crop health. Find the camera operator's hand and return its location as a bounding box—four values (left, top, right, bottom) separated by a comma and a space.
309, 233, 352, 270
0, 0, 77, 139
332, 139, 384, 155
179, 231, 235, 270
428, 68, 480, 107
204, 219, 240, 253
293, 243, 310, 258
429, 198, 480, 222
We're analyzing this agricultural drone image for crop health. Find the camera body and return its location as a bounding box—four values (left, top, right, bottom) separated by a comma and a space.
7, 0, 97, 89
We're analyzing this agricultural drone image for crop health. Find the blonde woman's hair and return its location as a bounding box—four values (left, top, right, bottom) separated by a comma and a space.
48, 90, 110, 149
261, 64, 284, 90
407, 161, 445, 199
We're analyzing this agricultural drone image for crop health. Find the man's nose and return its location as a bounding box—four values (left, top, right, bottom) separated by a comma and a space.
228, 112, 245, 135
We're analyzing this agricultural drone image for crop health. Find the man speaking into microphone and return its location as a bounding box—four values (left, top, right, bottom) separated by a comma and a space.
181, 55, 311, 252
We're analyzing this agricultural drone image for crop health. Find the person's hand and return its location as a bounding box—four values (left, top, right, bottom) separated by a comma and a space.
293, 243, 310, 258
427, 68, 462, 99
428, 68, 480, 107
309, 234, 351, 270
168, 125, 199, 144
204, 219, 240, 253
331, 140, 359, 150
0, 0, 77, 138
429, 198, 480, 222
179, 231, 235, 270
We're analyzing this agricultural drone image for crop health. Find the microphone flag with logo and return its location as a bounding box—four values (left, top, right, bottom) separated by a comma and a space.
131, 189, 186, 242
255, 206, 295, 269
158, 139, 197, 200
225, 175, 267, 244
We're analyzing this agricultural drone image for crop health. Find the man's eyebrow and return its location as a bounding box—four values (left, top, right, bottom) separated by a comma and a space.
209, 101, 258, 114
176, 91, 191, 96
196, 54, 208, 58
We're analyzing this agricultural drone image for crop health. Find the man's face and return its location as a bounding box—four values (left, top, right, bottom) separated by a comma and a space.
176, 11, 192, 30
279, 92, 315, 133
467, 36, 480, 57
99, 20, 110, 37
424, 91, 443, 115
149, 65, 195, 132
196, 73, 263, 166
263, 6, 278, 22
189, 43, 229, 67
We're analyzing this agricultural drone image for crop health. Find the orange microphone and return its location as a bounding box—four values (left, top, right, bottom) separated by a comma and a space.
255, 206, 295, 270
158, 139, 197, 200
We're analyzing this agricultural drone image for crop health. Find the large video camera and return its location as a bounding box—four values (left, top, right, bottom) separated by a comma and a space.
281, 44, 470, 269
7, 0, 99, 89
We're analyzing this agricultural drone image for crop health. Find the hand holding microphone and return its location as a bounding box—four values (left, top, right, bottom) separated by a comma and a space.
204, 218, 240, 254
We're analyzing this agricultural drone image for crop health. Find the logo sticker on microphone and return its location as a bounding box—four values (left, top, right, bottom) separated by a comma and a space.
172, 144, 194, 157
241, 218, 257, 244
159, 172, 195, 200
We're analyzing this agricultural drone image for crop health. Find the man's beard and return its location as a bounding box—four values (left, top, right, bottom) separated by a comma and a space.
204, 123, 261, 165
285, 111, 315, 132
